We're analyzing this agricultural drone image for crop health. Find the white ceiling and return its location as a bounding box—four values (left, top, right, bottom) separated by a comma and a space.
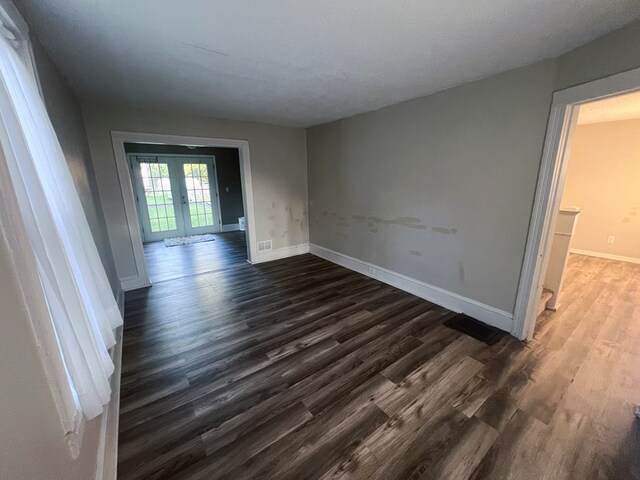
17, 0, 640, 127
578, 90, 640, 125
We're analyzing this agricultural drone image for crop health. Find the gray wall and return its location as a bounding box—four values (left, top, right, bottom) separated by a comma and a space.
307, 20, 640, 316
214, 148, 245, 226
82, 103, 308, 281
0, 32, 115, 480
124, 143, 245, 227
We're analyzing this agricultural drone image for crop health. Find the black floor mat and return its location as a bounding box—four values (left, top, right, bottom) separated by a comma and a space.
444, 313, 506, 346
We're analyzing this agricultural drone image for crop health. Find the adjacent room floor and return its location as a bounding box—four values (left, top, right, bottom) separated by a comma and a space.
118, 252, 640, 479
143, 231, 247, 283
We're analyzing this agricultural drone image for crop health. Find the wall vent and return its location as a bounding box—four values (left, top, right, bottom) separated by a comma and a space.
257, 240, 272, 252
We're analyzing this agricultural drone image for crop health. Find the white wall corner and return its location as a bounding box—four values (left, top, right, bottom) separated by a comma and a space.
116, 289, 125, 318
309, 244, 513, 333
251, 243, 310, 264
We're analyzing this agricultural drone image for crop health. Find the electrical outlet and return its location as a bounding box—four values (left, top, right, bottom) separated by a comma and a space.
607, 235, 615, 244
257, 240, 272, 252
368, 266, 377, 275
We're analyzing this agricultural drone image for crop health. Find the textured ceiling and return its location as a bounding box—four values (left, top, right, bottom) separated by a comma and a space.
578, 90, 640, 125
17, 0, 640, 127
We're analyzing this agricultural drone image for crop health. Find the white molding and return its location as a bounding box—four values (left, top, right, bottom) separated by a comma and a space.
110, 131, 257, 286
310, 244, 513, 333
120, 275, 151, 292
570, 248, 640, 265
116, 288, 125, 317
222, 223, 240, 232
512, 66, 640, 340
251, 243, 310, 264
94, 327, 123, 480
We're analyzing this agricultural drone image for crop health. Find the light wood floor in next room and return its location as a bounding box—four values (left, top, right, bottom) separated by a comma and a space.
118, 246, 640, 480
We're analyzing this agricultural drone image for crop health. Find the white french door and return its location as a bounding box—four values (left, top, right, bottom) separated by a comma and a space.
129, 154, 222, 242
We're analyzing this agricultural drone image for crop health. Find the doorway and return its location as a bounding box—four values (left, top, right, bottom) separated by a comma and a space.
110, 131, 258, 290
513, 67, 640, 340
129, 154, 222, 242
125, 144, 248, 283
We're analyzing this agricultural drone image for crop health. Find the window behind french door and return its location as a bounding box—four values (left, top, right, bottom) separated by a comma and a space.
129, 154, 222, 242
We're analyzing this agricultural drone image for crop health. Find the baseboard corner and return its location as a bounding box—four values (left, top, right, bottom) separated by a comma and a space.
120, 275, 152, 292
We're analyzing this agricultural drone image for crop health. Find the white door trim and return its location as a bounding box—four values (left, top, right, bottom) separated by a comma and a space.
512, 66, 640, 340
111, 132, 257, 290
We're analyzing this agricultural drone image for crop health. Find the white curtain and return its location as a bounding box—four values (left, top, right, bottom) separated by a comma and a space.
0, 33, 122, 419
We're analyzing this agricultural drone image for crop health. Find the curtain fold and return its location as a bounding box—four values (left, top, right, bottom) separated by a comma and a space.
0, 33, 122, 419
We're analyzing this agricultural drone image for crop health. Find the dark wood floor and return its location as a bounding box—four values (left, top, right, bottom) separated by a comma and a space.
143, 231, 248, 283
119, 248, 640, 479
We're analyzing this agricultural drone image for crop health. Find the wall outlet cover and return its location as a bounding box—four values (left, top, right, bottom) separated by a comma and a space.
257, 240, 273, 252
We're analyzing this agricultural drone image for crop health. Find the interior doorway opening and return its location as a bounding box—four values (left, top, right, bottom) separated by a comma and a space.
110, 132, 257, 290
513, 67, 640, 340
121, 140, 251, 284
536, 90, 640, 317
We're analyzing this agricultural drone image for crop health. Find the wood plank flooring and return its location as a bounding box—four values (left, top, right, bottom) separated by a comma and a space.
143, 231, 248, 283
119, 251, 640, 479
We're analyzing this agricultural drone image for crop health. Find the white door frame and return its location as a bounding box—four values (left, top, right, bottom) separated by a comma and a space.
111, 131, 257, 290
512, 66, 640, 340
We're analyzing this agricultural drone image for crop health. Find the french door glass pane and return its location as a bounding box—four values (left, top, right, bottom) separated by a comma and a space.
140, 162, 177, 232
183, 163, 215, 228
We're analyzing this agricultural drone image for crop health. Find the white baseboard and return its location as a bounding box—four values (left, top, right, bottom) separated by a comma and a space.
222, 223, 240, 232
120, 275, 151, 292
310, 244, 513, 333
251, 243, 310, 264
570, 248, 640, 265
95, 326, 123, 480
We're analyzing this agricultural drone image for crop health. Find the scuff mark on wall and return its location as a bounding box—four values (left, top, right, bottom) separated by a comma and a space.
409, 250, 422, 256
352, 215, 366, 222
369, 228, 378, 233
336, 221, 349, 228
432, 227, 458, 234
459, 261, 465, 283
367, 216, 427, 229
268, 214, 275, 220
